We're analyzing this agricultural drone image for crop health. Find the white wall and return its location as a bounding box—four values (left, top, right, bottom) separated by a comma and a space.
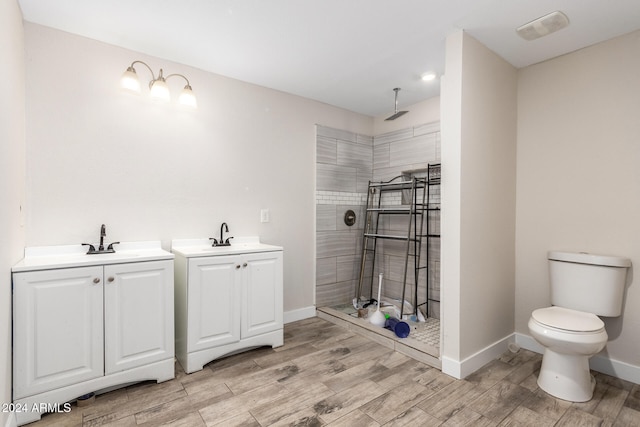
441, 31, 517, 377
0, 0, 26, 423
23, 23, 373, 316
516, 30, 640, 368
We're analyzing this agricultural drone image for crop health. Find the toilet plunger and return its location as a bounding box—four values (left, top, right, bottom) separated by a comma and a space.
369, 273, 386, 327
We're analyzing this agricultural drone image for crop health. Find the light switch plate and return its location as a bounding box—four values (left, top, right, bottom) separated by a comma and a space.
260, 209, 270, 223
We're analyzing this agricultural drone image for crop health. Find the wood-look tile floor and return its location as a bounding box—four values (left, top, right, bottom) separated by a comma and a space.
29, 317, 640, 426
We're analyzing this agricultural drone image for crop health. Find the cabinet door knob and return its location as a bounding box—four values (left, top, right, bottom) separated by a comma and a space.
236, 265, 241, 269
93, 278, 101, 284
243, 263, 248, 268
107, 277, 115, 283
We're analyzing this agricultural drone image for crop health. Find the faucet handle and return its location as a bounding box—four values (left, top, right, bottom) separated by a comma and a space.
209, 238, 219, 247
107, 242, 120, 252
224, 236, 234, 245
82, 243, 96, 254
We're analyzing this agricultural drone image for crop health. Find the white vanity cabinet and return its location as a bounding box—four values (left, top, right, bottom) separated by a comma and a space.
103, 261, 174, 373
12, 242, 175, 426
172, 238, 283, 373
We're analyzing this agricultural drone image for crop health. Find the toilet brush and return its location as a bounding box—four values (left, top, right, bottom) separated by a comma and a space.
369, 273, 386, 327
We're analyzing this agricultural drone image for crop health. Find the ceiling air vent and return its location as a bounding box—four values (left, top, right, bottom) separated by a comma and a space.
516, 11, 569, 41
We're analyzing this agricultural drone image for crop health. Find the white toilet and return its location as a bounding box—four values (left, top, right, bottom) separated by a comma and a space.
528, 251, 631, 402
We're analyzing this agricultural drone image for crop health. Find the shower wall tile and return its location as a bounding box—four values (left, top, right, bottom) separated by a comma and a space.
385, 253, 412, 285
379, 239, 410, 260
337, 254, 360, 282
373, 143, 390, 170
389, 134, 437, 167
374, 128, 413, 145
316, 191, 367, 205
428, 238, 440, 260
317, 204, 336, 231
357, 134, 374, 146
338, 140, 372, 170
356, 169, 372, 193
414, 121, 440, 137
316, 257, 337, 286
372, 166, 406, 183
316, 280, 355, 308
316, 124, 357, 143
429, 301, 441, 319
316, 163, 357, 192
386, 214, 411, 233
317, 135, 337, 164
316, 230, 358, 258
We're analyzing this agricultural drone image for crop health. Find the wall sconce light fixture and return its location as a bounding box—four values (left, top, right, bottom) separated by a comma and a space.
121, 60, 197, 108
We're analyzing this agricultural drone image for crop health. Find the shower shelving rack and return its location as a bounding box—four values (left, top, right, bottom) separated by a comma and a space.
356, 163, 440, 318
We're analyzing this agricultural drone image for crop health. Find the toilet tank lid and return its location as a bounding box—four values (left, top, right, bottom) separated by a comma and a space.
548, 251, 631, 267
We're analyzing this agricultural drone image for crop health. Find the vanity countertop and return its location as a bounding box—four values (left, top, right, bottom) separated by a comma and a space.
12, 241, 173, 272
171, 236, 282, 258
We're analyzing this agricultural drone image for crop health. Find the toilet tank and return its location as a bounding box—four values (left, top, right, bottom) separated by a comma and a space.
548, 251, 631, 316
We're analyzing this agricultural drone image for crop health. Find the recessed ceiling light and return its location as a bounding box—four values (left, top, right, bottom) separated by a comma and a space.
421, 72, 437, 81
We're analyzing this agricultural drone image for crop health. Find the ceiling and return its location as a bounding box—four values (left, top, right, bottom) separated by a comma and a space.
17, 0, 640, 117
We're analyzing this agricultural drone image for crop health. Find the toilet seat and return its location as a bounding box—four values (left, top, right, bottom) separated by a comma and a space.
532, 306, 604, 333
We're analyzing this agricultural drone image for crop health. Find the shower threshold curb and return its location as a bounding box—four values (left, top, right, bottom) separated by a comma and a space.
316, 306, 441, 370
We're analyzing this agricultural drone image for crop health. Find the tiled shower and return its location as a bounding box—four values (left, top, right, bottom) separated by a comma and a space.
315, 122, 441, 318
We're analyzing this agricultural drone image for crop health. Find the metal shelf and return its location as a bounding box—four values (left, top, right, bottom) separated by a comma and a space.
356, 165, 440, 318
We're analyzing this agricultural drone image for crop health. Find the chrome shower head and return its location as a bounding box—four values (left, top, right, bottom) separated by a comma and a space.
385, 88, 409, 121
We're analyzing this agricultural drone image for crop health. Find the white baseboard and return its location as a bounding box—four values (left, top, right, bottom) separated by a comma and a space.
284, 306, 316, 324
441, 335, 511, 379
516, 332, 640, 384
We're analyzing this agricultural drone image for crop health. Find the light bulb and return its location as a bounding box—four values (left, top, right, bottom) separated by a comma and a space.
149, 79, 170, 101
179, 85, 197, 108
121, 67, 141, 93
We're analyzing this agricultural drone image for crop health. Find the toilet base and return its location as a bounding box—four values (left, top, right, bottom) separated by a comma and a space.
537, 348, 596, 402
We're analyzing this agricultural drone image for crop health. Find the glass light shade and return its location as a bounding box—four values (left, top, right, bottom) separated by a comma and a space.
149, 79, 170, 101
121, 67, 141, 92
179, 85, 197, 108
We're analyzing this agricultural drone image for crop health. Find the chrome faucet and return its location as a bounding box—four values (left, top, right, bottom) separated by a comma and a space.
209, 222, 233, 247
83, 224, 119, 254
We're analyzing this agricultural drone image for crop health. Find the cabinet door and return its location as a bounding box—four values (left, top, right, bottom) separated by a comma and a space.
188, 256, 241, 351
241, 251, 283, 339
104, 260, 174, 374
13, 266, 104, 399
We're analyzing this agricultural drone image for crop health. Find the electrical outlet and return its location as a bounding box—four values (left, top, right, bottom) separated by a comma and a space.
260, 209, 270, 223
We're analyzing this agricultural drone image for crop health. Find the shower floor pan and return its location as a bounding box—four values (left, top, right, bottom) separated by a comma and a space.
316, 304, 441, 370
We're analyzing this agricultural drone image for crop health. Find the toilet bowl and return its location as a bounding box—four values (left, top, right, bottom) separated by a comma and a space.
528, 251, 630, 402
528, 306, 607, 402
